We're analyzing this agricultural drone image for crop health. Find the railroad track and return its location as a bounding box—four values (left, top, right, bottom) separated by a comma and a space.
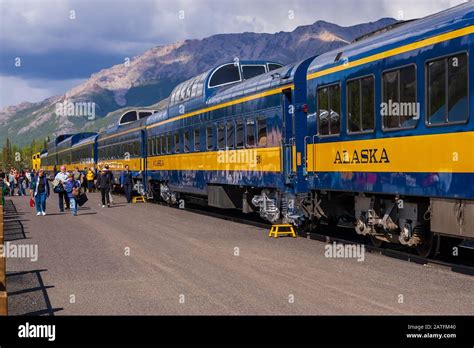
146, 197, 474, 276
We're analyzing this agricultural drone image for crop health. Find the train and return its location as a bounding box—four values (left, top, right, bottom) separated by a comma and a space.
33, 3, 474, 257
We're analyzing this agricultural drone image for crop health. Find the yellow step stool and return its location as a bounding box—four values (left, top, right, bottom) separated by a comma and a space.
269, 224, 297, 238
132, 196, 146, 203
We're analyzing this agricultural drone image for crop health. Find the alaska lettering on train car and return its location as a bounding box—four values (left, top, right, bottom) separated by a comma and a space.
333, 148, 390, 164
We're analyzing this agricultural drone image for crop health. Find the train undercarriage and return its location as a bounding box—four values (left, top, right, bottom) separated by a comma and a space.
252, 189, 474, 258
146, 179, 473, 258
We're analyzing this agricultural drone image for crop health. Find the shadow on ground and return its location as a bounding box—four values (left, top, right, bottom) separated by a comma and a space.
4, 199, 63, 316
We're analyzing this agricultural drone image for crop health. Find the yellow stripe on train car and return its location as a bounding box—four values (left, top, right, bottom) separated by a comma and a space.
97, 158, 144, 172
306, 132, 474, 173
146, 147, 281, 172
307, 25, 474, 81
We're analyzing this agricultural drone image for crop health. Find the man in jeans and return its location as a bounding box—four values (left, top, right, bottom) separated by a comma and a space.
120, 165, 134, 203
32, 169, 50, 216
54, 166, 69, 212
97, 168, 112, 208
8, 169, 15, 196
104, 165, 114, 205
64, 173, 81, 216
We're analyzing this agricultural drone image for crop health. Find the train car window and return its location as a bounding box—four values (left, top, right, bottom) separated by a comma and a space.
167, 134, 172, 154
217, 123, 226, 149
206, 126, 214, 150
318, 87, 329, 135
124, 142, 129, 157
174, 133, 180, 153
191, 82, 198, 98
382, 66, 416, 129
236, 120, 244, 148
428, 60, 447, 124
125, 143, 130, 158
257, 117, 267, 146
347, 80, 361, 132
268, 63, 283, 71
134, 141, 140, 156
347, 76, 374, 133
226, 121, 235, 149
242, 65, 266, 80
119, 111, 137, 125
139, 111, 153, 119
448, 54, 468, 122
184, 131, 190, 152
185, 82, 192, 99
194, 129, 201, 151
209, 63, 241, 88
246, 119, 256, 147
122, 143, 129, 158
158, 137, 163, 155
317, 84, 340, 136
147, 138, 152, 156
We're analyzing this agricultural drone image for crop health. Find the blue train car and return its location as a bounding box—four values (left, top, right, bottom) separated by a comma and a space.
70, 133, 98, 170
96, 117, 148, 191
55, 133, 97, 169
292, 2, 474, 256
144, 59, 315, 218
44, 134, 74, 173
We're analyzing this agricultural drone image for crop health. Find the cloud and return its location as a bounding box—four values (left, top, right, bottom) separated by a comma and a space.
0, 0, 468, 107
0, 75, 85, 108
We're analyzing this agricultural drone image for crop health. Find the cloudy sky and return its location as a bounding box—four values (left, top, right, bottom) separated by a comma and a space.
0, 0, 467, 108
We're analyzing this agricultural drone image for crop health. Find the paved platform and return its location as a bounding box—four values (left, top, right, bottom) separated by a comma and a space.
4, 193, 473, 315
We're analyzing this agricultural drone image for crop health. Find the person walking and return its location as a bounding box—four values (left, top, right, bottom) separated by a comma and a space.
0, 171, 5, 206
17, 170, 26, 196
82, 167, 88, 190
64, 173, 81, 216
73, 167, 82, 182
120, 165, 134, 203
97, 168, 112, 207
31, 169, 50, 216
86, 167, 95, 192
8, 169, 15, 196
104, 165, 115, 205
29, 170, 36, 195
54, 166, 70, 212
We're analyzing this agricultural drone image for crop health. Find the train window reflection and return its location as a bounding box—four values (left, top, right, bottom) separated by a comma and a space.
257, 117, 267, 147
317, 84, 340, 136
427, 53, 468, 125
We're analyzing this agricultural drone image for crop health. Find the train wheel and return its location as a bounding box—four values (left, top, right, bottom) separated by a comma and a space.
369, 236, 386, 248
416, 231, 440, 258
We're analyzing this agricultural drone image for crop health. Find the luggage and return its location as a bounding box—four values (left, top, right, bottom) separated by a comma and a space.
53, 182, 64, 193
29, 198, 35, 207
77, 193, 88, 207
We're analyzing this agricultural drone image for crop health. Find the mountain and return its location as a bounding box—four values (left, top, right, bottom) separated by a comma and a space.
0, 17, 397, 147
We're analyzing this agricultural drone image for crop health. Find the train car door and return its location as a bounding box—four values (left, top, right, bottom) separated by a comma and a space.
281, 89, 295, 186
